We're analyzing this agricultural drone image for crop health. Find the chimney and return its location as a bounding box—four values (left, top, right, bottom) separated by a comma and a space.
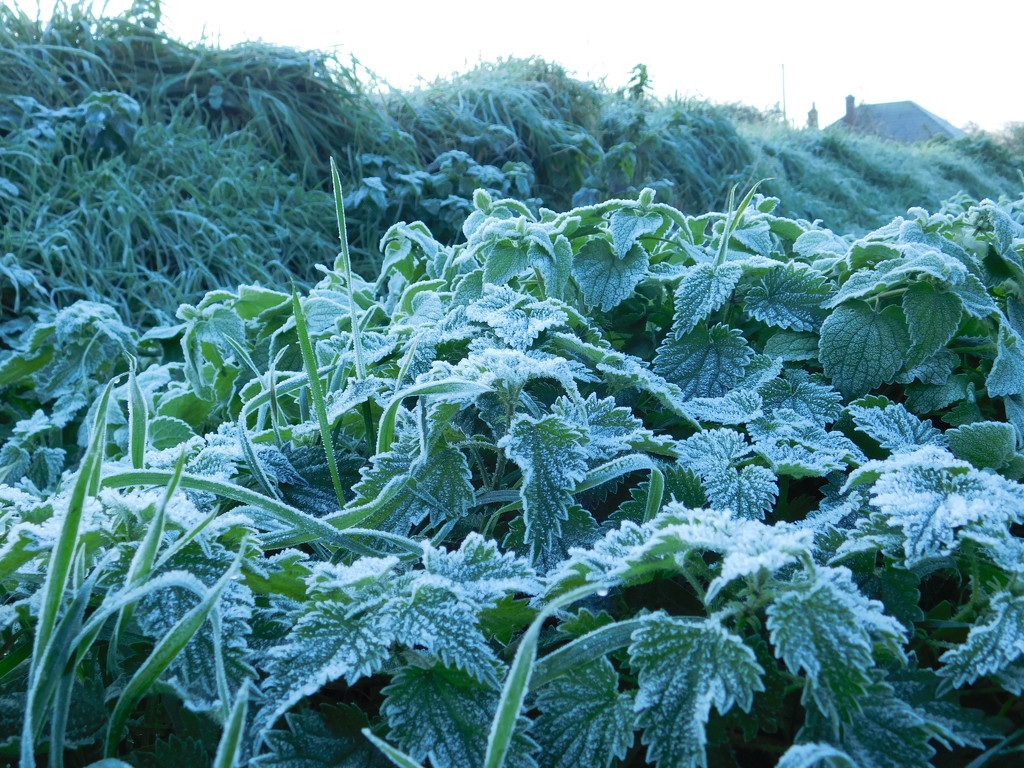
845, 95, 856, 126
807, 102, 818, 129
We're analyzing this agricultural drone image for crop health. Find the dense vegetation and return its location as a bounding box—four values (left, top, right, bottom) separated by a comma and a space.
2, 3, 1024, 768
2, 2, 1022, 324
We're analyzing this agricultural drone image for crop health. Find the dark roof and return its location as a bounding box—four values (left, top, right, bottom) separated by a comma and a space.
830, 101, 966, 143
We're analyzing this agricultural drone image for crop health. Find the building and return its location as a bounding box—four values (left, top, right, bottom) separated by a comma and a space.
829, 95, 966, 143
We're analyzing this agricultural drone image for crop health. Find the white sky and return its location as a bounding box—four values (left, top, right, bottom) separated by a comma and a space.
9, 0, 1023, 132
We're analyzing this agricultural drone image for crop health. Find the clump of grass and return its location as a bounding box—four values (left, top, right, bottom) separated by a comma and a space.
0, 102, 337, 326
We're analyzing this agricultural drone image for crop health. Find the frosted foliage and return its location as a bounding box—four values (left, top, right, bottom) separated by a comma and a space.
630, 614, 763, 768
744, 262, 832, 332
552, 392, 657, 461
767, 567, 905, 719
465, 285, 568, 351
261, 602, 396, 730
394, 580, 500, 683
760, 371, 843, 425
533, 658, 635, 768
702, 464, 778, 520
498, 413, 588, 561
653, 323, 753, 401
383, 664, 539, 768
681, 389, 763, 425
450, 348, 594, 395
774, 742, 855, 768
306, 556, 400, 596
548, 505, 812, 604
864, 449, 1024, 565
846, 397, 945, 453
676, 428, 750, 477
939, 591, 1024, 689
421, 533, 539, 608
672, 262, 743, 336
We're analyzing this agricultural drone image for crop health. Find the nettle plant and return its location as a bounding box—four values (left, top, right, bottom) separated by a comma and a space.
2, 165, 1024, 768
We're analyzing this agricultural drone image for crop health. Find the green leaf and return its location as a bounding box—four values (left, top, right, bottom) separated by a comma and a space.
148, 415, 197, 450
609, 208, 662, 258
946, 421, 1017, 470
834, 682, 935, 768
767, 566, 904, 720
846, 395, 945, 453
466, 286, 568, 351
382, 664, 537, 768
744, 263, 833, 331
774, 743, 855, 768
499, 413, 588, 563
672, 263, 743, 336
760, 371, 843, 425
533, 658, 635, 768
572, 239, 649, 312
483, 240, 531, 285
260, 557, 400, 732
987, 324, 1024, 397
653, 323, 753, 401
630, 613, 763, 768
702, 465, 778, 520
939, 590, 1024, 690
106, 547, 244, 754
819, 301, 910, 399
254, 703, 390, 768
900, 283, 962, 366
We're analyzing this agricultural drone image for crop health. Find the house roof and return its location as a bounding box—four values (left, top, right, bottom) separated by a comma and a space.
830, 101, 966, 143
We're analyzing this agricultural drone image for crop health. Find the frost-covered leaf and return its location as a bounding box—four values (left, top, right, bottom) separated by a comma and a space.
946, 420, 1017, 469
533, 658, 635, 768
987, 323, 1024, 396
609, 207, 662, 258
744, 263, 833, 331
350, 432, 474, 533
859, 448, 1024, 566
253, 703, 389, 768
774, 743, 855, 768
681, 389, 763, 425
630, 613, 763, 768
702, 464, 778, 520
939, 590, 1024, 690
465, 285, 568, 351
572, 239, 649, 312
393, 581, 501, 683
846, 395, 945, 453
671, 262, 743, 335
653, 323, 753, 401
901, 282, 962, 366
553, 392, 667, 461
259, 557, 401, 729
382, 664, 537, 768
749, 412, 863, 478
498, 413, 588, 563
819, 301, 910, 399
763, 330, 820, 362
421, 533, 539, 609
767, 566, 905, 720
760, 370, 843, 426
676, 428, 750, 478
833, 682, 935, 768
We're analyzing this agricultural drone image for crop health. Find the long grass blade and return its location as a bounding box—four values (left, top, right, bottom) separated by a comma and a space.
483, 585, 601, 768
362, 730, 427, 768
213, 682, 251, 768
104, 542, 246, 755
291, 285, 346, 511
21, 378, 116, 767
